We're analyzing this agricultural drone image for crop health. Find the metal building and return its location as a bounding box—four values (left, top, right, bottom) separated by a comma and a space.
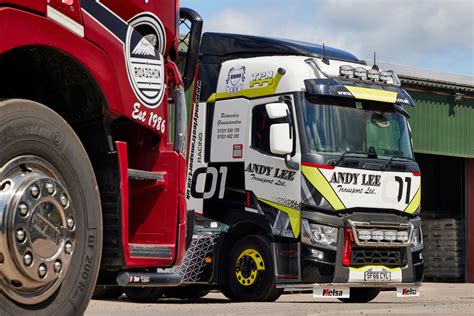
380, 62, 474, 282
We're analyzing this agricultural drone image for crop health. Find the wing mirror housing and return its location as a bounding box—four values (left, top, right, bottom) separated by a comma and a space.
266, 102, 299, 170
270, 123, 292, 155
266, 102, 289, 119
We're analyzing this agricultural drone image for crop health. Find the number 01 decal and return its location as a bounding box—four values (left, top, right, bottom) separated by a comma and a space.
395, 176, 412, 204
191, 167, 228, 199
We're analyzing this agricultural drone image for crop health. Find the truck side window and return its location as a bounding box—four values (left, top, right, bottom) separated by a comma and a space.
251, 105, 271, 154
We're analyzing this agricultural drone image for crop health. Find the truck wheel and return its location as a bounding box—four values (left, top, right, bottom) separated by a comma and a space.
92, 286, 123, 300
339, 288, 381, 303
124, 287, 163, 303
0, 99, 102, 315
223, 235, 283, 302
163, 286, 211, 299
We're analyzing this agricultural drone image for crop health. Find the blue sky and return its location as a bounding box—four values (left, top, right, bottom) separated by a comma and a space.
181, 0, 473, 76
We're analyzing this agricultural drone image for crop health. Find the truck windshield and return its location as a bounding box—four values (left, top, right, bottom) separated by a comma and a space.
302, 96, 414, 160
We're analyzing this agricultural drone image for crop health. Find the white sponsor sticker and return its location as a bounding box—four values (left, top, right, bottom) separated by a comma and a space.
397, 287, 420, 297
313, 287, 350, 299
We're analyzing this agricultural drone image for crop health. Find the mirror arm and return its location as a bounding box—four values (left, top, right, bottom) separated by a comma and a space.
285, 154, 299, 170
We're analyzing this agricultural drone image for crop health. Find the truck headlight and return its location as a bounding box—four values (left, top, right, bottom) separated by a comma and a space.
411, 227, 423, 249
301, 219, 338, 250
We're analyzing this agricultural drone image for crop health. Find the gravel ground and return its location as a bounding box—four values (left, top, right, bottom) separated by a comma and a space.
86, 283, 474, 315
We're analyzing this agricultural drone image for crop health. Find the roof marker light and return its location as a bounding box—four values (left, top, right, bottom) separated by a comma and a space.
339, 65, 354, 78
354, 67, 367, 80
380, 71, 393, 83
367, 69, 380, 81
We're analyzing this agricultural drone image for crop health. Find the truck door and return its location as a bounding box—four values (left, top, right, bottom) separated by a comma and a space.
245, 98, 302, 239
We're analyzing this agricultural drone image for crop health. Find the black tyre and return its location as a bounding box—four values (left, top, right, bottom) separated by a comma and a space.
0, 99, 102, 315
223, 235, 283, 302
163, 286, 211, 299
338, 288, 381, 303
124, 287, 164, 303
92, 286, 123, 300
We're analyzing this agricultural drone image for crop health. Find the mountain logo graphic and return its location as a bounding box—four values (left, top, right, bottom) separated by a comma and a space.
132, 34, 158, 57
124, 13, 166, 109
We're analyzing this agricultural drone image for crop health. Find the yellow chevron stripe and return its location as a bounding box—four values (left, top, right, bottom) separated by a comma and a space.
404, 187, 421, 214
302, 165, 345, 211
258, 198, 300, 238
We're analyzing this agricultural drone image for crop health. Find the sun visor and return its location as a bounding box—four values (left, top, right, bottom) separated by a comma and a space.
304, 78, 415, 106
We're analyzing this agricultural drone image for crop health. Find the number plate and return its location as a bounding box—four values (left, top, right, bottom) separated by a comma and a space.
364, 270, 391, 282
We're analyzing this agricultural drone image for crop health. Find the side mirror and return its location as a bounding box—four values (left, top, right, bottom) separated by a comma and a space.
266, 103, 289, 119
178, 8, 203, 91
270, 123, 292, 155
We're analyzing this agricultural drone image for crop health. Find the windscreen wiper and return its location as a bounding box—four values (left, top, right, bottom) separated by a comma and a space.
333, 150, 370, 166
382, 155, 414, 170
334, 147, 379, 166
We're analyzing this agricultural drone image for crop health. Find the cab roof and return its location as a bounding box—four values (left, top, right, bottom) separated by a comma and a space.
200, 32, 363, 64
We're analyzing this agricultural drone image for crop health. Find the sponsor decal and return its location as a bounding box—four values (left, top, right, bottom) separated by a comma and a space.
132, 102, 165, 133
329, 171, 380, 195
323, 289, 343, 297
190, 166, 228, 199
336, 90, 353, 97
245, 163, 296, 187
125, 14, 166, 108
276, 197, 300, 210
397, 287, 420, 297
313, 287, 349, 298
249, 71, 274, 87
225, 66, 246, 93
233, 144, 243, 159
397, 97, 410, 104
216, 112, 242, 140
186, 80, 203, 200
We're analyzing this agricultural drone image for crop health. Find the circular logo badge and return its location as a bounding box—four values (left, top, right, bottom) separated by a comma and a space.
125, 13, 166, 109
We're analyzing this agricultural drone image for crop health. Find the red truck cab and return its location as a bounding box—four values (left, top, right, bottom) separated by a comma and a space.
0, 1, 201, 313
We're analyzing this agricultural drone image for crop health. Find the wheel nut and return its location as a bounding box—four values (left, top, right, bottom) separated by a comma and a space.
38, 264, 47, 278
24, 253, 33, 266
30, 184, 40, 198
66, 217, 75, 230
60, 194, 68, 207
18, 203, 28, 217
65, 242, 73, 254
54, 260, 62, 273
45, 182, 55, 195
16, 229, 26, 242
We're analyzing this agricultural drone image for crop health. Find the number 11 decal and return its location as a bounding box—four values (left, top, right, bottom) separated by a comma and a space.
395, 176, 412, 204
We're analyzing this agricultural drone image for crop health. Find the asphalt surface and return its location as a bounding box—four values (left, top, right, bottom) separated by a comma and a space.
86, 283, 474, 315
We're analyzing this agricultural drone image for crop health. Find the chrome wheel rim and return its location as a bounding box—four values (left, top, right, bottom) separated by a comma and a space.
0, 156, 76, 305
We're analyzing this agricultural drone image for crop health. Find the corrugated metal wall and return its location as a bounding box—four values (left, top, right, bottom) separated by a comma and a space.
406, 91, 474, 158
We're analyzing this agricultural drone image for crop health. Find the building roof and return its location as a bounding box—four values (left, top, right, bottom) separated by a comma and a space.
378, 62, 474, 91
200, 32, 362, 63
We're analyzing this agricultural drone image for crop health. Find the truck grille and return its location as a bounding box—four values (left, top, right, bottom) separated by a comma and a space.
351, 248, 403, 267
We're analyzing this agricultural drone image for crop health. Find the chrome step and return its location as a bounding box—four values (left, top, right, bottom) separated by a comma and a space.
128, 168, 165, 181
129, 244, 172, 258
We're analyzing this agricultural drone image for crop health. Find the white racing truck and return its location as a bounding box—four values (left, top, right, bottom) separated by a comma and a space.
176, 33, 424, 303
